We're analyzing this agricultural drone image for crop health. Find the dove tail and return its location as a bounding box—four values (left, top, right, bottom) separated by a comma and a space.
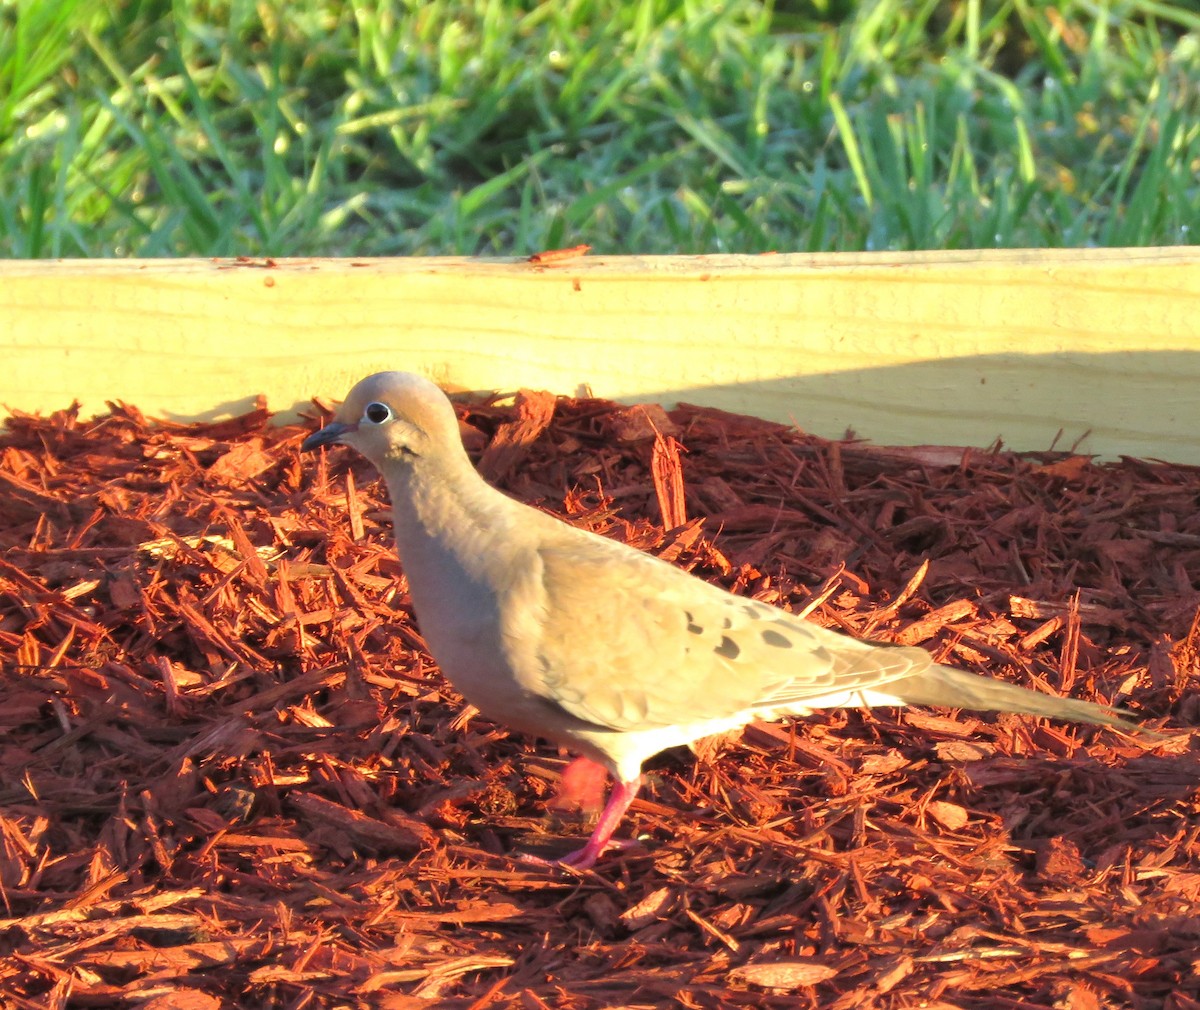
892, 663, 1153, 735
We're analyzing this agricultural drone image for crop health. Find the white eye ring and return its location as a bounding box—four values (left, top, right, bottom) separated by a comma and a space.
363, 401, 392, 425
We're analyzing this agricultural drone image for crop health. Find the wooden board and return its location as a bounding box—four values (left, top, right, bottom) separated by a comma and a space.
2, 249, 1198, 461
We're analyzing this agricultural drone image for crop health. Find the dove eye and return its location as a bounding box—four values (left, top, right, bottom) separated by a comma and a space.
363, 402, 392, 425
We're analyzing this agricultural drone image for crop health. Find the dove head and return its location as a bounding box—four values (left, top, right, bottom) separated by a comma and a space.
301, 371, 466, 469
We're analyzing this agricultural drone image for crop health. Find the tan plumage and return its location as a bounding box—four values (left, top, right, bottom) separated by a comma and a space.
303, 371, 1154, 868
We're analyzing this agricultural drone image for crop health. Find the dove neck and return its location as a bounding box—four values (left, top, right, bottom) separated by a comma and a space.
382, 452, 517, 573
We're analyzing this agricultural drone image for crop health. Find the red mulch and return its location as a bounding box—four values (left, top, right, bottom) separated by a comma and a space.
0, 388, 1196, 1010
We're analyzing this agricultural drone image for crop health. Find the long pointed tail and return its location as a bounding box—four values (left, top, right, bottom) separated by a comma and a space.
891, 662, 1156, 736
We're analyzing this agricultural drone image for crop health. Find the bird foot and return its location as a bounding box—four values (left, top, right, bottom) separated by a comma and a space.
518, 771, 646, 870
516, 837, 640, 871
550, 756, 610, 815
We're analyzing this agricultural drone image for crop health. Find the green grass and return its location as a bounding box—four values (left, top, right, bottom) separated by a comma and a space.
1, 0, 1197, 257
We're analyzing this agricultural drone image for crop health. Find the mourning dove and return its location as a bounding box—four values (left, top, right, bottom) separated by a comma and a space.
303, 372, 1153, 869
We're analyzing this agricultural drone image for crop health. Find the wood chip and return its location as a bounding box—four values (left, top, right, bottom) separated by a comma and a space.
729, 959, 840, 990
0, 389, 1193, 1008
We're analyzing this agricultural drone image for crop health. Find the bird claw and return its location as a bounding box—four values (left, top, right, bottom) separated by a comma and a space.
516, 837, 639, 871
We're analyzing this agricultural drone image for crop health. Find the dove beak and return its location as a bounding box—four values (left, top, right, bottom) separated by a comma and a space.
301, 421, 357, 452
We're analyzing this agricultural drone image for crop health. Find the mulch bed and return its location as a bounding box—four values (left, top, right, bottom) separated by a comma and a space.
0, 386, 1196, 1009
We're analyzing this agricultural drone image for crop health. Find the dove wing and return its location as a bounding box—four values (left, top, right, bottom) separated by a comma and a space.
512, 528, 934, 732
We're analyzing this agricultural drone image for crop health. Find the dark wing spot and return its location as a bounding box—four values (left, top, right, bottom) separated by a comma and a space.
722, 617, 732, 630
742, 604, 759, 618
761, 629, 792, 649
684, 610, 703, 635
715, 636, 740, 660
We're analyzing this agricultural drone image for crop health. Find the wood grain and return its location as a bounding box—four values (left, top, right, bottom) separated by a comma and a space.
2, 249, 1198, 460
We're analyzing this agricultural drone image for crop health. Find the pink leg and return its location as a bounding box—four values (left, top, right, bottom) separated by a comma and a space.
550, 756, 609, 815
557, 774, 643, 870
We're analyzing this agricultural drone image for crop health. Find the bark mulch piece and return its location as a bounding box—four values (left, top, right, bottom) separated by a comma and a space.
0, 389, 1196, 1009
